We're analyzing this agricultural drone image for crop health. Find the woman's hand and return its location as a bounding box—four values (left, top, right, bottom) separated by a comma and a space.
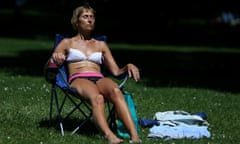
52, 52, 66, 66
127, 63, 140, 82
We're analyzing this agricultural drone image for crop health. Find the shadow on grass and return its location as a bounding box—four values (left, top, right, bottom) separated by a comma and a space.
1, 48, 240, 93
39, 117, 99, 135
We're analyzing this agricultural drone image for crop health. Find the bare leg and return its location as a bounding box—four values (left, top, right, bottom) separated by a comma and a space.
97, 78, 141, 143
110, 88, 140, 142
71, 79, 123, 144
91, 94, 123, 144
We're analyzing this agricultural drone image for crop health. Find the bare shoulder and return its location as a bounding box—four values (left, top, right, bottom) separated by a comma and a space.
61, 37, 71, 45
55, 38, 72, 52
58, 38, 72, 48
93, 39, 109, 50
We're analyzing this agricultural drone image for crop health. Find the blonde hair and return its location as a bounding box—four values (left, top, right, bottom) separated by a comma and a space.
71, 4, 96, 31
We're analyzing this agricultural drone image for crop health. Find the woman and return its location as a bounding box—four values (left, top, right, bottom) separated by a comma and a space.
51, 4, 141, 144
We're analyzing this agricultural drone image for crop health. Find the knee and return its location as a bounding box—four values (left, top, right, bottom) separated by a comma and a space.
111, 87, 124, 100
93, 94, 105, 105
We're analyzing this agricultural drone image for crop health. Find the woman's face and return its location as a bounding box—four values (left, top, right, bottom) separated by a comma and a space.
77, 9, 95, 32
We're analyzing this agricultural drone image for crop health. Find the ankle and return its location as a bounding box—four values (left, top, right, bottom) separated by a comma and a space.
131, 135, 139, 141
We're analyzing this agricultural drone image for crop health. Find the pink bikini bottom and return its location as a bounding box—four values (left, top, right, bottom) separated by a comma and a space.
68, 72, 104, 84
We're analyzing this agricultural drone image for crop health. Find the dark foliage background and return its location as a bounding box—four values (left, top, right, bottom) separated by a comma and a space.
1, 0, 240, 92
1, 0, 240, 46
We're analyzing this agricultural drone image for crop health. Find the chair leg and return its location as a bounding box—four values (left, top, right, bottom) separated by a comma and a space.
49, 86, 117, 136
51, 85, 65, 136
54, 90, 65, 136
64, 94, 93, 135
49, 85, 54, 127
71, 116, 92, 135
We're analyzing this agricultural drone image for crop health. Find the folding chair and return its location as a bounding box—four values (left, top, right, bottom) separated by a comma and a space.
45, 34, 129, 136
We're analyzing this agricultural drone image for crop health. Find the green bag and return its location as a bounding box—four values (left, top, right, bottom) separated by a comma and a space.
116, 91, 140, 138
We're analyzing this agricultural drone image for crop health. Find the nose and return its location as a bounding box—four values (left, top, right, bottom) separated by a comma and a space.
88, 18, 95, 24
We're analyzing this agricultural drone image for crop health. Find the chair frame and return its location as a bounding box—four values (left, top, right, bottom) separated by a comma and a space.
48, 34, 128, 136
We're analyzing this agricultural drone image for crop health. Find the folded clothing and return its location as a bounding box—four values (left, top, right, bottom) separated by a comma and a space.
138, 118, 159, 128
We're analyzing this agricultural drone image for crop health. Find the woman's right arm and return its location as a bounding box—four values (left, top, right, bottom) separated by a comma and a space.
51, 39, 69, 65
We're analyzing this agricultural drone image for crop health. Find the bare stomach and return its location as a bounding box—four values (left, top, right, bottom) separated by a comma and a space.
68, 61, 102, 75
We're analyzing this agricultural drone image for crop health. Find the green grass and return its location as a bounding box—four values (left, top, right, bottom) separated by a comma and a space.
0, 37, 240, 144
109, 43, 240, 53
0, 38, 52, 56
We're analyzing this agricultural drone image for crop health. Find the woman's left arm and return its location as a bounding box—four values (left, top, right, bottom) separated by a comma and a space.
101, 42, 140, 82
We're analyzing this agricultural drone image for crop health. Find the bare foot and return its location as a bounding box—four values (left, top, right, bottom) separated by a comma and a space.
129, 136, 142, 143
105, 134, 123, 144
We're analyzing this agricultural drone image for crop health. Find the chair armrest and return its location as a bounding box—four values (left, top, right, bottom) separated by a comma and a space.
118, 74, 128, 90
109, 72, 129, 90
44, 58, 59, 83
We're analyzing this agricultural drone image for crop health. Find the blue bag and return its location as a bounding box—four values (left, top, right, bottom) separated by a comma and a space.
116, 91, 140, 138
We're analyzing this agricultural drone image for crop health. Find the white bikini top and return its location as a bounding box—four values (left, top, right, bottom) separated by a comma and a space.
66, 48, 103, 64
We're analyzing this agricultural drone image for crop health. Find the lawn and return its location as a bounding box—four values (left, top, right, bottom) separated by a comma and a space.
0, 37, 240, 144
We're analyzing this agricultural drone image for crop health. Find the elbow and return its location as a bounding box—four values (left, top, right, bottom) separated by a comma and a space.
111, 71, 119, 77
117, 70, 128, 77
110, 69, 122, 77
110, 70, 128, 79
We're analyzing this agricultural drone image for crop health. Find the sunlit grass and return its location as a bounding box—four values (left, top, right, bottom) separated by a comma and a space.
0, 38, 52, 56
109, 43, 240, 53
1, 72, 240, 144
0, 38, 240, 143
1, 37, 240, 57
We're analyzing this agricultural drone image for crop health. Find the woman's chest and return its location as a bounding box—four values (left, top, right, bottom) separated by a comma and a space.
69, 40, 100, 53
